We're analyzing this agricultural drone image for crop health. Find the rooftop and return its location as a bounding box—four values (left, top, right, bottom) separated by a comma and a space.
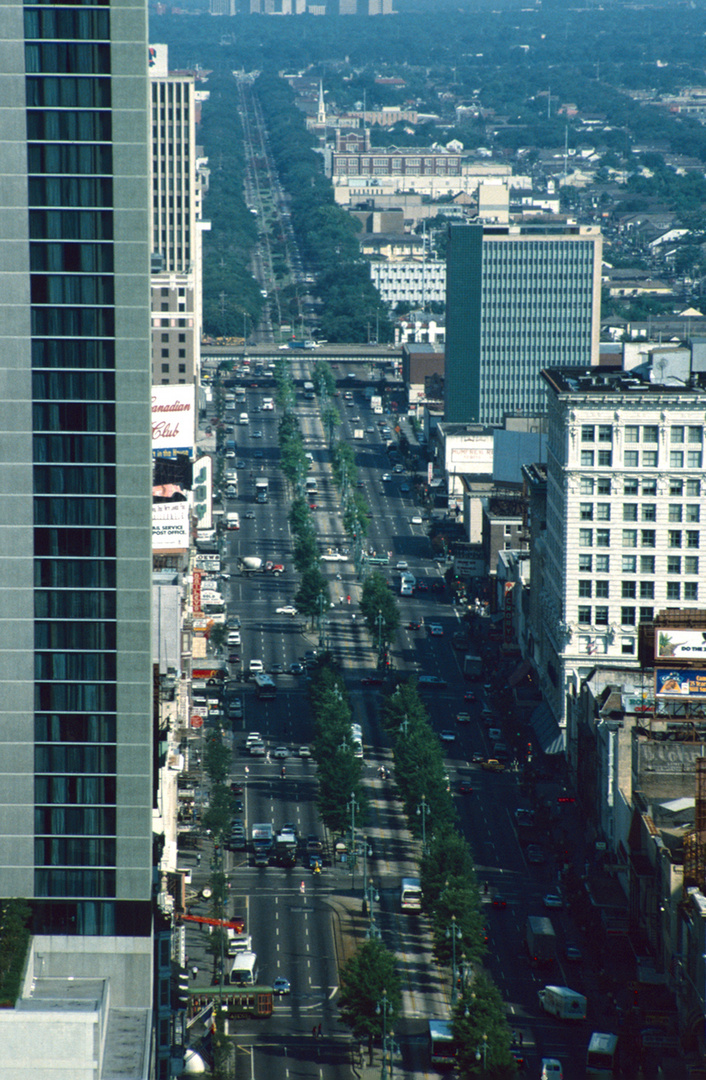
542, 364, 706, 396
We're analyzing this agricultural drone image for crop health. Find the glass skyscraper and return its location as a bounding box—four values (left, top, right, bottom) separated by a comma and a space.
444, 223, 602, 426
0, 0, 153, 936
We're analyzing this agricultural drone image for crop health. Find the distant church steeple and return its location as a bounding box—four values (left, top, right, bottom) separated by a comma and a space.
317, 80, 326, 126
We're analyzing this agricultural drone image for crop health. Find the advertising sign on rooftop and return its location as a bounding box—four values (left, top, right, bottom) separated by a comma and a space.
152, 384, 195, 455
656, 669, 706, 700
152, 501, 190, 551
655, 629, 706, 661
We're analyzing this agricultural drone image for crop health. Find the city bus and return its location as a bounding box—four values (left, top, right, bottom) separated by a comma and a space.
586, 1032, 619, 1079
350, 722, 364, 759
400, 877, 422, 912
254, 674, 276, 700
428, 1019, 457, 1067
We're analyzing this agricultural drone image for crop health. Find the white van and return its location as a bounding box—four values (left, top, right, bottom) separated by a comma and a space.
249, 659, 264, 674
239, 412, 249, 425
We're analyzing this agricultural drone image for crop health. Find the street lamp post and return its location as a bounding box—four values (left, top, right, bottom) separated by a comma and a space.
416, 795, 430, 854
475, 1033, 488, 1072
398, 714, 409, 738
446, 914, 462, 1004
347, 793, 359, 889
376, 610, 384, 663
376, 989, 394, 1080
318, 591, 327, 650
366, 878, 380, 939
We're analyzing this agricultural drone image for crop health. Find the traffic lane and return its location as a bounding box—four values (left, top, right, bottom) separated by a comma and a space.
456, 770, 590, 1076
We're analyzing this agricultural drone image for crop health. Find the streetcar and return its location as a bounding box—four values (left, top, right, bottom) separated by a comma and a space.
189, 984, 273, 1020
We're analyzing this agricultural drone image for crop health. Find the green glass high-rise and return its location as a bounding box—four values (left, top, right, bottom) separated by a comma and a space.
445, 223, 602, 425
0, 0, 153, 938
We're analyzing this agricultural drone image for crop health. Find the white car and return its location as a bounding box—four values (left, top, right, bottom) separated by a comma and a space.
541, 1060, 563, 1080
249, 659, 264, 674
272, 746, 290, 759
227, 631, 241, 646
543, 893, 563, 909
321, 552, 347, 562
382, 473, 392, 482
411, 514, 423, 524
276, 605, 298, 616
396, 561, 409, 571
299, 745, 311, 758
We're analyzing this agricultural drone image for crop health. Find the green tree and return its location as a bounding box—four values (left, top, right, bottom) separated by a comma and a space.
294, 566, 330, 619
204, 737, 231, 787
360, 572, 400, 648
313, 359, 336, 397
317, 746, 364, 833
202, 781, 233, 839
289, 495, 313, 537
338, 938, 402, 1042
430, 880, 486, 970
293, 529, 320, 573
421, 829, 476, 911
453, 970, 517, 1079
321, 403, 340, 448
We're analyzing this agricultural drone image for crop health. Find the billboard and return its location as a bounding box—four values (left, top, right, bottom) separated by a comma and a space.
152, 501, 190, 550
152, 384, 195, 454
655, 669, 706, 700
655, 629, 706, 661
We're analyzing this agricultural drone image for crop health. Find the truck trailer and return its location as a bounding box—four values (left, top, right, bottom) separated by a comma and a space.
526, 916, 556, 966
538, 985, 587, 1021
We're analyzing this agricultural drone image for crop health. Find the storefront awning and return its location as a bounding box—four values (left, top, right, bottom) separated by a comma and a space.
508, 657, 532, 689
530, 702, 565, 755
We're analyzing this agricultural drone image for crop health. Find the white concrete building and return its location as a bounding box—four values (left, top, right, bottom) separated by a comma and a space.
371, 259, 446, 308
538, 362, 706, 732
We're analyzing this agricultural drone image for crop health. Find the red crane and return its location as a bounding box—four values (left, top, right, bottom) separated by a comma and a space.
178, 913, 245, 933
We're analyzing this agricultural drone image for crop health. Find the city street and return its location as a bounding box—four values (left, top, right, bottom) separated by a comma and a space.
186, 362, 611, 1079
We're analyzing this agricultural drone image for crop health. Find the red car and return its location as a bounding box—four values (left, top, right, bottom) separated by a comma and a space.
361, 676, 384, 686
457, 780, 474, 795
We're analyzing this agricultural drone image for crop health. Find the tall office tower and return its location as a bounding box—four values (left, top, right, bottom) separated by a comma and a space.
445, 223, 602, 426
537, 363, 706, 735
150, 45, 202, 385
0, 0, 153, 948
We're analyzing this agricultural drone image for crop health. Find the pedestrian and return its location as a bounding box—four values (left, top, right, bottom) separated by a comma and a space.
518, 1031, 523, 1047
484, 881, 489, 895
347, 594, 351, 605
318, 1023, 322, 1039
192, 965, 198, 979
196, 852, 201, 865
312, 1026, 317, 1039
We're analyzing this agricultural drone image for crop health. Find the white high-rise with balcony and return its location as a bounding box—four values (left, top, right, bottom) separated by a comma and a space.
538, 363, 706, 733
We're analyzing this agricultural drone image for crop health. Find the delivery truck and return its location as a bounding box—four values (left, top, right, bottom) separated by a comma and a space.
538, 985, 587, 1021
463, 654, 483, 680
229, 950, 258, 985
526, 916, 556, 967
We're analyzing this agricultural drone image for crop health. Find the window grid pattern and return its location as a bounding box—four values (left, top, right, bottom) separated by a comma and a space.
24, 0, 118, 906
